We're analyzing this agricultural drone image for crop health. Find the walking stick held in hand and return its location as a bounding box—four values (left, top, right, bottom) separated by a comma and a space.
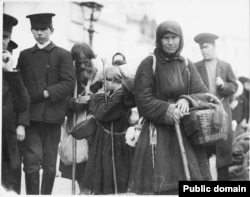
101, 58, 118, 194
71, 63, 77, 195
174, 123, 191, 181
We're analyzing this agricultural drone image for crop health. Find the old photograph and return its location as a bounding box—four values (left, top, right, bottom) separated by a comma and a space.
1, 0, 249, 195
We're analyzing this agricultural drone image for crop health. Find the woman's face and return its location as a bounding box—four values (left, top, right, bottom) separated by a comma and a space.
161, 33, 180, 54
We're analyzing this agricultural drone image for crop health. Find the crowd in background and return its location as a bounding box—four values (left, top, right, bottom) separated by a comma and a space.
2, 11, 250, 195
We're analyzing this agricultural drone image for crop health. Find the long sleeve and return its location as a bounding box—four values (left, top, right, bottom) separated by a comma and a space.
134, 57, 170, 125
90, 89, 124, 122
217, 63, 238, 97
47, 50, 75, 101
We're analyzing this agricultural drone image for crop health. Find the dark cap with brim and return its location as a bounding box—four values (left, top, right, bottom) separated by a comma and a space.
194, 33, 219, 46
3, 14, 18, 36
7, 40, 18, 53
26, 13, 55, 29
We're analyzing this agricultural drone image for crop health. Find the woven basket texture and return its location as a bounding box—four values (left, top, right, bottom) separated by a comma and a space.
191, 109, 228, 145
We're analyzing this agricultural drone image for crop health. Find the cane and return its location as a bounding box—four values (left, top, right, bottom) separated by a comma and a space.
71, 64, 78, 195
174, 123, 191, 181
101, 58, 118, 194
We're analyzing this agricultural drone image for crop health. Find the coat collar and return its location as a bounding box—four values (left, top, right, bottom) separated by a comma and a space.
31, 41, 56, 53
155, 50, 185, 64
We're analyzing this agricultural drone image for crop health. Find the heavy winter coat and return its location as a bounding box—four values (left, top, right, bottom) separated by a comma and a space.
195, 59, 238, 167
81, 89, 133, 194
16, 42, 75, 124
2, 71, 29, 169
128, 21, 211, 194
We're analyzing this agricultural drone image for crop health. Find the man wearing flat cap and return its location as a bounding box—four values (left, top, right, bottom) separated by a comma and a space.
2, 13, 30, 194
16, 13, 75, 194
194, 33, 238, 180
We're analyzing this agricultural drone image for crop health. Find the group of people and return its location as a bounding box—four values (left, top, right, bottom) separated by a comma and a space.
2, 11, 249, 196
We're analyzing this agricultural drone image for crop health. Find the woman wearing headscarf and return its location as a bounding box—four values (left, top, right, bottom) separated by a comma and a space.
127, 21, 212, 195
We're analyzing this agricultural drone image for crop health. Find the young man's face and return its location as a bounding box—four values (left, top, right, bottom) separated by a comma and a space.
200, 43, 216, 60
31, 27, 53, 44
2, 33, 11, 50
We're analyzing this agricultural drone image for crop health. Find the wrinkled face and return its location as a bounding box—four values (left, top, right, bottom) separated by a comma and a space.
3, 33, 11, 50
31, 27, 53, 44
75, 53, 96, 88
200, 43, 216, 60
161, 32, 180, 54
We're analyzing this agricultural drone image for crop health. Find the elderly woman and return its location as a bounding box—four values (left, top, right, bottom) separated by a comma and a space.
127, 21, 212, 195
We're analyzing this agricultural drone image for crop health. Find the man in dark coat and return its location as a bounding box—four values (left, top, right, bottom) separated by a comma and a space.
2, 13, 30, 194
194, 33, 238, 180
16, 13, 75, 194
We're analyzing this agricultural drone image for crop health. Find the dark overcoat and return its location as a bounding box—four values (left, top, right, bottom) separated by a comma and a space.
2, 71, 29, 169
128, 54, 211, 194
195, 59, 238, 167
16, 42, 75, 124
81, 89, 133, 194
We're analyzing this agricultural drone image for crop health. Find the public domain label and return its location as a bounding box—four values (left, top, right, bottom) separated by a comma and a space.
179, 181, 250, 196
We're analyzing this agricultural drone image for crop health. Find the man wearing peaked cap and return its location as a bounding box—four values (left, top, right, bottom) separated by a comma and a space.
3, 14, 18, 51
16, 12, 75, 194
194, 33, 238, 181
2, 13, 30, 194
26, 13, 55, 29
194, 33, 219, 46
3, 14, 18, 36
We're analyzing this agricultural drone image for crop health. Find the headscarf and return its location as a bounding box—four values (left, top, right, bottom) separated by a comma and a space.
155, 20, 184, 61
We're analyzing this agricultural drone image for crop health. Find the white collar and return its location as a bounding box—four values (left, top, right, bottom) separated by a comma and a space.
37, 40, 51, 49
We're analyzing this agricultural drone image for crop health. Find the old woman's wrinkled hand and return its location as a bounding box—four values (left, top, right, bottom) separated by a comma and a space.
176, 98, 190, 113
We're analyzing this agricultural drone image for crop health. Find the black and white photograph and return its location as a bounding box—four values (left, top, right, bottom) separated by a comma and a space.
1, 0, 250, 195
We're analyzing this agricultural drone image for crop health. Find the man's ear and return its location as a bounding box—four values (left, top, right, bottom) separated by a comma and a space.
50, 27, 54, 34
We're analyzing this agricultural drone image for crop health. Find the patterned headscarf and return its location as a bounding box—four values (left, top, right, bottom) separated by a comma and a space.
155, 20, 184, 61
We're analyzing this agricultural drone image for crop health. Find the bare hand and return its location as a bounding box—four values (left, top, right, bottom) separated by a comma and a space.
77, 95, 90, 103
176, 98, 190, 113
44, 90, 50, 98
2, 50, 15, 71
16, 125, 25, 141
172, 108, 189, 124
216, 77, 224, 88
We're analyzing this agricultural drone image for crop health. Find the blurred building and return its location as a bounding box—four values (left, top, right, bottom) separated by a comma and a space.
3, 0, 249, 77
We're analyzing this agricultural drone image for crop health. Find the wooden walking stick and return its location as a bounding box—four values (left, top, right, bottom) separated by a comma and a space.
101, 58, 118, 194
71, 64, 78, 195
174, 123, 191, 181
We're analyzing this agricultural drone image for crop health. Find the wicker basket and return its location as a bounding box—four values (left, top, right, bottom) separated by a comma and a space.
191, 109, 228, 145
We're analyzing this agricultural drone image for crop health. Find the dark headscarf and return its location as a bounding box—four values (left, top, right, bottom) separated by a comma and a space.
155, 20, 184, 61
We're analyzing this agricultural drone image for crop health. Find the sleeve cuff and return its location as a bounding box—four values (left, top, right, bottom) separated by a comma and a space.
165, 104, 175, 125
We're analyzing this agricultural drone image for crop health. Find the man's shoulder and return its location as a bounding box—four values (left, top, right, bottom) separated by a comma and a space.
20, 46, 35, 54
194, 60, 204, 68
218, 59, 230, 67
52, 44, 71, 55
